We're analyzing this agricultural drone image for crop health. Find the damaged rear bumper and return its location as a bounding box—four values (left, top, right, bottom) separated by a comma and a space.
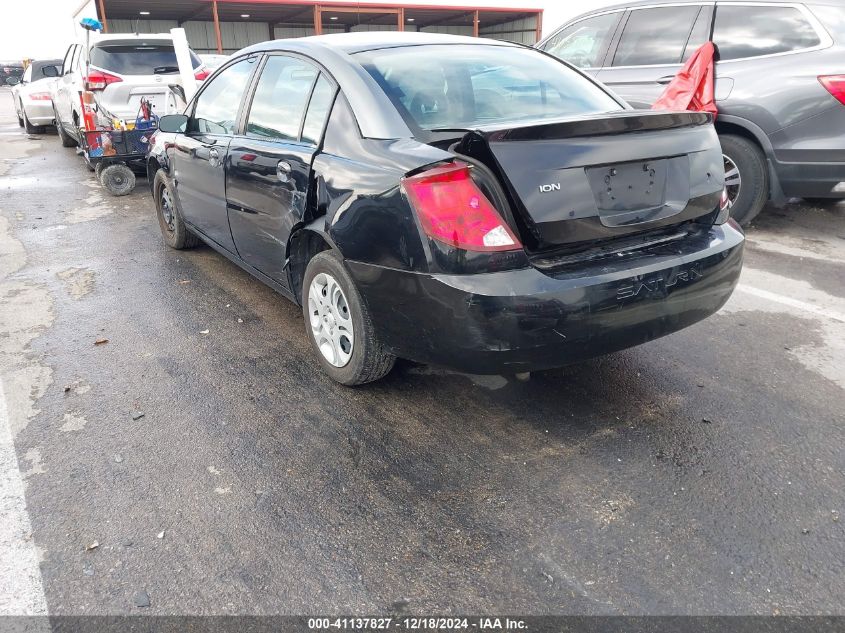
347, 222, 745, 374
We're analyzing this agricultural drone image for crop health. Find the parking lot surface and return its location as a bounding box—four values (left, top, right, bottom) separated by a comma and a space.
1, 90, 844, 615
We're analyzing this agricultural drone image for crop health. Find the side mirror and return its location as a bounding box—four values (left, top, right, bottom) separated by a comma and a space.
6, 76, 20, 86
158, 113, 188, 133
43, 66, 59, 78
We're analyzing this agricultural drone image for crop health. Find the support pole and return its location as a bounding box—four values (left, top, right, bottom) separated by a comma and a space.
212, 0, 223, 54
98, 0, 109, 32
398, 8, 404, 31
473, 10, 479, 38
313, 5, 322, 35
534, 11, 543, 44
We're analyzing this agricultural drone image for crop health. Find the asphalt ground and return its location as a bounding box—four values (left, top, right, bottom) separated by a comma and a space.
1, 89, 844, 616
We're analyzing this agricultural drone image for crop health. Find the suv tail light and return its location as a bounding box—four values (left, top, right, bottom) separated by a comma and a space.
194, 67, 210, 81
819, 75, 845, 105
401, 162, 521, 252
87, 69, 122, 91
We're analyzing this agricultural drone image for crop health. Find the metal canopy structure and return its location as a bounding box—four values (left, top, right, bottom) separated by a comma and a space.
91, 0, 543, 53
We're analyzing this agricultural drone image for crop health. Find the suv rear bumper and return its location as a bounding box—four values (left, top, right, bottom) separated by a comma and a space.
347, 222, 745, 374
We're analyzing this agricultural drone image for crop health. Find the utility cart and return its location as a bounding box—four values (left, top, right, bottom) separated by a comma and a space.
81, 99, 159, 196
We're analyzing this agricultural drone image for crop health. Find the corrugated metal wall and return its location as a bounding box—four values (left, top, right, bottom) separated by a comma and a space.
419, 25, 474, 35
109, 19, 179, 34
107, 14, 538, 52
479, 16, 538, 45
107, 18, 271, 53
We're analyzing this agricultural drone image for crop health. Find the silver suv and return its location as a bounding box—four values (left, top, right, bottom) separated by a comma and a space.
52, 34, 205, 148
539, 0, 845, 224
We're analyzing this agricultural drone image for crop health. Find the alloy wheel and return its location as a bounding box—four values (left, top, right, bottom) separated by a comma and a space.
308, 272, 354, 368
723, 153, 742, 207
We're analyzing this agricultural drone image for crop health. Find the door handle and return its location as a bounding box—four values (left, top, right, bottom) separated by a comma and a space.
657, 75, 676, 85
276, 160, 291, 183
208, 148, 220, 167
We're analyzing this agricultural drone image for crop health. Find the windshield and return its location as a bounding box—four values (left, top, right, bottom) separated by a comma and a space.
90, 44, 201, 75
354, 44, 622, 131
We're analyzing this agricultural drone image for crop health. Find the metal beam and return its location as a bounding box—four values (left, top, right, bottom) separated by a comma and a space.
473, 10, 479, 37
313, 4, 322, 35
98, 0, 109, 32
212, 0, 223, 53
398, 7, 404, 31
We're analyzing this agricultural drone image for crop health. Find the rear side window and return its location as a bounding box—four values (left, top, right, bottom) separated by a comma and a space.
713, 6, 821, 60
90, 44, 201, 75
301, 75, 336, 146
245, 55, 318, 142
613, 6, 701, 66
192, 58, 255, 135
356, 44, 621, 131
541, 12, 620, 69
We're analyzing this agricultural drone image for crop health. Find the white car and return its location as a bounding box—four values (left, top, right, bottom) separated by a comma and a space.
52, 34, 206, 147
198, 53, 230, 73
11, 59, 62, 133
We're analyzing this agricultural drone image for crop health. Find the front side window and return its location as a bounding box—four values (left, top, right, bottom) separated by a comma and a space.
713, 6, 820, 60
612, 6, 702, 66
192, 58, 255, 135
245, 55, 318, 142
542, 13, 620, 69
356, 44, 621, 132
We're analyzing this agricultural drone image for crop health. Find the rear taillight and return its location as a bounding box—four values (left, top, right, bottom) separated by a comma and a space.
194, 67, 210, 81
401, 162, 521, 252
819, 75, 845, 105
86, 70, 122, 91
28, 92, 51, 101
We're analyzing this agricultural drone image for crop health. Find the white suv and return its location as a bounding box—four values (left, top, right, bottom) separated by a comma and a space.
52, 33, 207, 147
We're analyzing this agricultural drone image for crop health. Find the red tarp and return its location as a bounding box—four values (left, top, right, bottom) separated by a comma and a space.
652, 41, 718, 117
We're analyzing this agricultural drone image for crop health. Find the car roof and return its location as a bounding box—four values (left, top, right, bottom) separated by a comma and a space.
560, 0, 845, 18
245, 31, 518, 55
91, 33, 175, 45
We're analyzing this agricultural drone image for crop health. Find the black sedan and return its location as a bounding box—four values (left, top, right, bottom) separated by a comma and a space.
148, 33, 744, 385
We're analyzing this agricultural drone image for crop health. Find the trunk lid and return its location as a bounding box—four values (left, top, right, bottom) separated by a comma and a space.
451, 110, 724, 251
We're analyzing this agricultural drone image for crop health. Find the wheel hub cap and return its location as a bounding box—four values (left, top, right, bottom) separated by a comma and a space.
723, 153, 741, 205
308, 272, 354, 368
160, 189, 175, 231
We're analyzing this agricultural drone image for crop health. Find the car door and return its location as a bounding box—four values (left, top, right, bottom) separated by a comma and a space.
174, 56, 257, 253
226, 55, 337, 284
55, 44, 79, 125
596, 4, 713, 108
538, 11, 624, 78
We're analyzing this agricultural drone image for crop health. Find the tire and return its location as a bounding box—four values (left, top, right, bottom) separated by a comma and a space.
153, 170, 200, 249
302, 251, 395, 386
99, 163, 135, 196
718, 134, 768, 226
54, 107, 77, 147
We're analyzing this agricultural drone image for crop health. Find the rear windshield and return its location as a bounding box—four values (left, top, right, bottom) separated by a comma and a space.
90, 44, 201, 75
355, 44, 622, 131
